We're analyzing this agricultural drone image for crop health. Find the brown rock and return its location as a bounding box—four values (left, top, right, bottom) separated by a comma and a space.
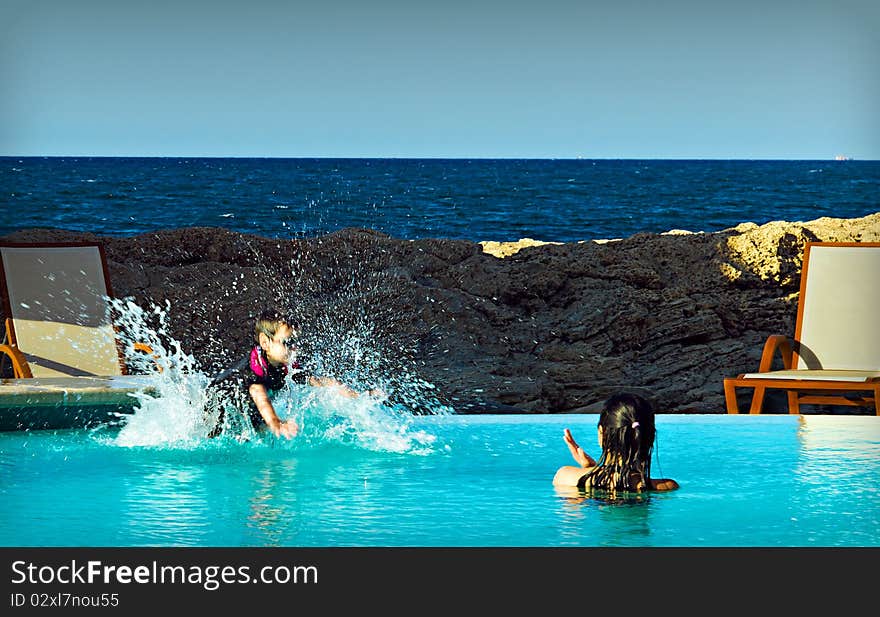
3, 212, 878, 414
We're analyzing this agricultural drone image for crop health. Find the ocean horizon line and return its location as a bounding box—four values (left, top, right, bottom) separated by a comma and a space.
2, 155, 875, 163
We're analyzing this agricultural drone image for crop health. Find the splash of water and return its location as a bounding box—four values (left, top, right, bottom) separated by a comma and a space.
277, 385, 439, 455
281, 243, 456, 419
109, 298, 211, 447
107, 298, 448, 454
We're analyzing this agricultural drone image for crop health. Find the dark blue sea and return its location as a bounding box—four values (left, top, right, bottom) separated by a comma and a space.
1, 157, 878, 242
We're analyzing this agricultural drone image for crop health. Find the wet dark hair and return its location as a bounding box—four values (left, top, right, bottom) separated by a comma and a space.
254, 307, 297, 342
583, 392, 657, 495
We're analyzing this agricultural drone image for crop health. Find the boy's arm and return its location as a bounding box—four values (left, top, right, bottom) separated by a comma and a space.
307, 376, 386, 399
248, 383, 299, 438
307, 376, 360, 398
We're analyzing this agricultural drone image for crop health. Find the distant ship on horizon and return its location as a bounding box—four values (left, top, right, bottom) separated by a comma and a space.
834, 154, 853, 161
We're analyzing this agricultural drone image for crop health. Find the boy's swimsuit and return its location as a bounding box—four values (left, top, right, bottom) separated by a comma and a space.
206, 346, 308, 437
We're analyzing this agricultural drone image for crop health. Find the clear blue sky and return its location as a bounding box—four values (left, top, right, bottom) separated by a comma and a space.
2, 0, 878, 159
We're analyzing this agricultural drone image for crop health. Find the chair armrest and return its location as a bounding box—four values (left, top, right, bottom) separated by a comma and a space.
130, 342, 163, 373
133, 342, 154, 355
0, 344, 33, 378
757, 335, 793, 373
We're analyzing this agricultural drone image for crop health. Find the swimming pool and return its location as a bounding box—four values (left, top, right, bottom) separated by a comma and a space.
0, 410, 877, 547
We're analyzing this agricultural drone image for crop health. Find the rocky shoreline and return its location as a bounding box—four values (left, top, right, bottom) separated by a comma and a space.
3, 212, 879, 414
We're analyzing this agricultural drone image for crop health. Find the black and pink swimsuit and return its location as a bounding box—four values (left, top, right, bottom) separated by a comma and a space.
207, 346, 308, 436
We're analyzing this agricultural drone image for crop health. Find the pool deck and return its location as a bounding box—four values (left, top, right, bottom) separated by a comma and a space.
0, 375, 159, 431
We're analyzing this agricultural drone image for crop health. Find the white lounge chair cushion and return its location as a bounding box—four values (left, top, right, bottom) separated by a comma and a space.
796, 245, 880, 371
1, 245, 123, 377
741, 369, 880, 382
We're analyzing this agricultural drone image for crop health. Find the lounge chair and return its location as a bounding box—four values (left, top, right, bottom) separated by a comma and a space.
0, 242, 158, 430
724, 241, 880, 415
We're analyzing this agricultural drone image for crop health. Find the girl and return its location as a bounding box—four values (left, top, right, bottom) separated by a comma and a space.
553, 392, 679, 495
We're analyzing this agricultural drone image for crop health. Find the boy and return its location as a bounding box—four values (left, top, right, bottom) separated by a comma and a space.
207, 309, 374, 439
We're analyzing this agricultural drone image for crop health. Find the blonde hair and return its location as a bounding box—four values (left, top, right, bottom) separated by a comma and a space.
254, 308, 294, 342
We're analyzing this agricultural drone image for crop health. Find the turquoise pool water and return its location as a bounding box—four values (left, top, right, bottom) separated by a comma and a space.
1, 412, 877, 547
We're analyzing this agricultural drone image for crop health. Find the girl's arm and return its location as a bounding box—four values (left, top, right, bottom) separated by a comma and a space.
564, 428, 597, 467
553, 465, 595, 487
649, 478, 680, 491
553, 429, 598, 487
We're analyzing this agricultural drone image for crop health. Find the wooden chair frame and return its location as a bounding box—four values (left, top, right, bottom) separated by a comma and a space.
0, 242, 154, 379
724, 242, 880, 415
